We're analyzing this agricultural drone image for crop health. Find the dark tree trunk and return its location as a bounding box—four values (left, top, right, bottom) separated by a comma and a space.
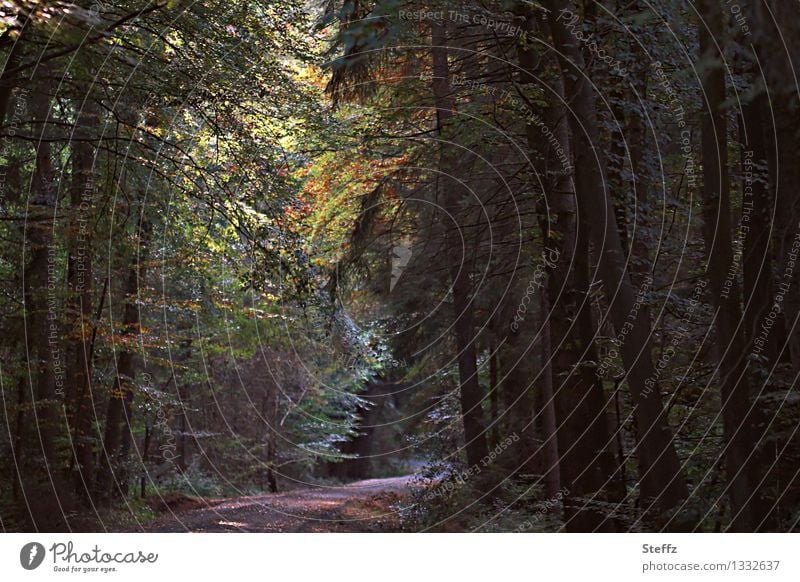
66, 98, 100, 503
5, 149, 27, 505
488, 344, 500, 450
752, 2, 800, 382
117, 375, 137, 498
749, 0, 800, 529
537, 291, 560, 500
772, 115, 800, 377
739, 92, 778, 530
544, 0, 688, 525
430, 21, 488, 469
140, 422, 152, 499
12, 376, 26, 503
516, 9, 617, 530
698, 0, 764, 531
23, 90, 70, 528
326, 381, 396, 480
266, 372, 279, 493
95, 220, 150, 504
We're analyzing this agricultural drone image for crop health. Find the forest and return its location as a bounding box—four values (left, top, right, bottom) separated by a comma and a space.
0, 0, 798, 533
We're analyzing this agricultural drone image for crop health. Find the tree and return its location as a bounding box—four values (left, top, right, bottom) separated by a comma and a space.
543, 0, 688, 525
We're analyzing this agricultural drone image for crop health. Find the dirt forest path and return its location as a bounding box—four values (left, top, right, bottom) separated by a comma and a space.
138, 476, 417, 533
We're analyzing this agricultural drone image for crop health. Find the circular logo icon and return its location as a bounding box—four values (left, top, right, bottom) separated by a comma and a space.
20, 542, 46, 570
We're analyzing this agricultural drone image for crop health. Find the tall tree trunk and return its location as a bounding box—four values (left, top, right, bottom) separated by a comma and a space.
752, 2, 800, 381
749, 0, 800, 529
174, 339, 192, 472
265, 386, 279, 493
430, 21, 488, 469
739, 91, 777, 530
488, 344, 500, 450
626, 34, 656, 285
140, 421, 152, 499
12, 376, 26, 503
66, 98, 99, 503
698, 0, 764, 531
23, 89, 69, 527
515, 9, 618, 530
95, 219, 150, 504
117, 370, 137, 498
771, 112, 800, 378
537, 292, 560, 500
5, 147, 27, 505
544, 0, 688, 524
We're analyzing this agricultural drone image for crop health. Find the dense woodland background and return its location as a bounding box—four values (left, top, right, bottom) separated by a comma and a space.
1, 0, 799, 532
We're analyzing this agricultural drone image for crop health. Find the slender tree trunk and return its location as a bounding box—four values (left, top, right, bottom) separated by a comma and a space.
488, 345, 500, 450
95, 219, 150, 504
266, 383, 279, 493
5, 148, 27, 505
772, 118, 800, 377
537, 292, 560, 500
12, 376, 26, 503
499, 318, 536, 472
117, 374, 137, 498
66, 98, 99, 503
739, 92, 777, 530
174, 339, 192, 472
698, 0, 764, 531
140, 422, 151, 499
430, 21, 488, 469
627, 38, 656, 284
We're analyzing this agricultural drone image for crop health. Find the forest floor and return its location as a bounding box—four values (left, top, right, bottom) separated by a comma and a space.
136, 475, 416, 532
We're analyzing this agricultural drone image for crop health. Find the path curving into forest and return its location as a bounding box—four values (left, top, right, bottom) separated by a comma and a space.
139, 476, 416, 533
